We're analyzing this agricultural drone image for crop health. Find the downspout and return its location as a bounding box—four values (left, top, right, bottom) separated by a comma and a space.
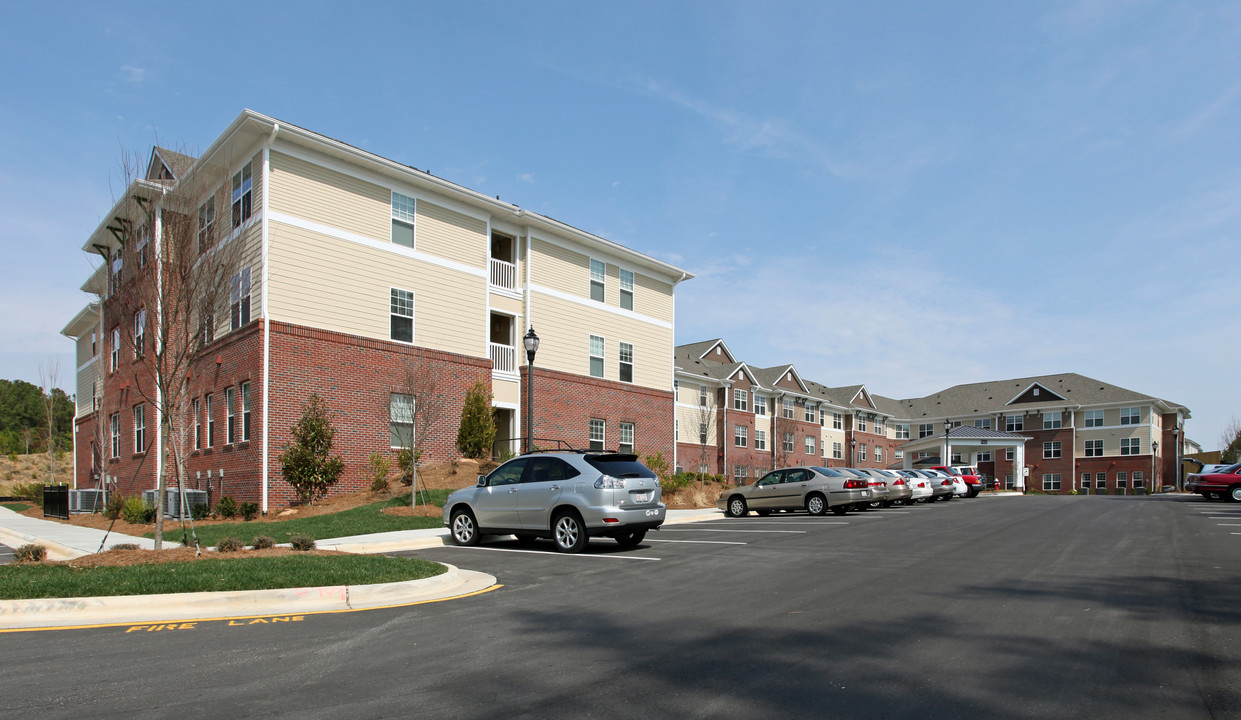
721, 383, 729, 478
260, 122, 278, 514
153, 199, 164, 494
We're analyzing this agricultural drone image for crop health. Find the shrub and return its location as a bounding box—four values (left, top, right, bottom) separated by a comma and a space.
661, 472, 696, 494
215, 496, 238, 519
110, 543, 140, 551
104, 493, 124, 520
279, 394, 346, 504
456, 381, 496, 458
121, 497, 153, 524
190, 503, 210, 521
251, 535, 275, 549
369, 451, 391, 493
397, 447, 420, 486
239, 501, 259, 521
642, 451, 671, 482
10, 481, 45, 507
15, 544, 47, 562
216, 536, 245, 552
289, 534, 316, 551
6, 452, 16, 462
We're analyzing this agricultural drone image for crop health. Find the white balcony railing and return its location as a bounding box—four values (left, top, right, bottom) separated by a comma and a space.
489, 342, 516, 374
489, 258, 517, 291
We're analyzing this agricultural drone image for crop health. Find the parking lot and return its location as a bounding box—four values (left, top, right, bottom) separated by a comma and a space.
1, 494, 1238, 719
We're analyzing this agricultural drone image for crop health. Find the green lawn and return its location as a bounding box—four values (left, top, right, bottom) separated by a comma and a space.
2, 502, 32, 512
147, 490, 451, 548
0, 554, 446, 599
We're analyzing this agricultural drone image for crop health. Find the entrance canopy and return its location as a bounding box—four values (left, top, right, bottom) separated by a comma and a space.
898, 426, 1030, 487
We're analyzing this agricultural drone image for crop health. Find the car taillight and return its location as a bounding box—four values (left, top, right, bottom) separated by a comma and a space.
892, 479, 906, 486
594, 475, 626, 489
844, 479, 866, 489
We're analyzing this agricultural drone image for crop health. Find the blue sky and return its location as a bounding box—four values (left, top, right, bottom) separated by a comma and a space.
2, 1, 1237, 448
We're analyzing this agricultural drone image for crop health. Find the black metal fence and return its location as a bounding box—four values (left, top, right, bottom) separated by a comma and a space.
43, 485, 69, 520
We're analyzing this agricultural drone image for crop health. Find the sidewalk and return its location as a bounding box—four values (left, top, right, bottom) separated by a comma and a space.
0, 507, 162, 561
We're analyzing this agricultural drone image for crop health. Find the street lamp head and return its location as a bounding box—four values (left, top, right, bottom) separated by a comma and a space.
1152, 441, 1159, 453
523, 327, 540, 359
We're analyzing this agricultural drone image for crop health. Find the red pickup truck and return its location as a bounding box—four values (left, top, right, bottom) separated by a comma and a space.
932, 465, 983, 498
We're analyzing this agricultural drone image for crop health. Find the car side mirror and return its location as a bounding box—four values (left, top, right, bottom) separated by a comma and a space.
477, 475, 487, 487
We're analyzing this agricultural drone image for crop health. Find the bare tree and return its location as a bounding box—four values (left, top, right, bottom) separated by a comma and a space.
39, 358, 60, 483
1221, 417, 1241, 464
386, 354, 452, 507
107, 147, 241, 549
694, 388, 719, 482
21, 427, 33, 455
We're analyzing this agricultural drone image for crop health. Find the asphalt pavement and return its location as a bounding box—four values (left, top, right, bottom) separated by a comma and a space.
1, 494, 1237, 719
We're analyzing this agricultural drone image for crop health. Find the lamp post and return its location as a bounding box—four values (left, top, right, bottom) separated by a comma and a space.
1171, 426, 1181, 491
943, 420, 952, 466
850, 438, 857, 466
1151, 440, 1158, 494
523, 327, 540, 454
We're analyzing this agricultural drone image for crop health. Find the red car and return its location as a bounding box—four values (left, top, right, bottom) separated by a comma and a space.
932, 465, 983, 498
1187, 463, 1241, 502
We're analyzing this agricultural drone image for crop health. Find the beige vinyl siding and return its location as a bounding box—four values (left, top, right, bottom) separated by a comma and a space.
75, 331, 94, 368
490, 293, 523, 317
75, 346, 98, 419
493, 378, 521, 406
530, 293, 671, 390
634, 272, 673, 320
269, 151, 389, 242
1075, 426, 1151, 456
676, 404, 712, 444
268, 221, 485, 357
530, 237, 589, 297
417, 201, 487, 269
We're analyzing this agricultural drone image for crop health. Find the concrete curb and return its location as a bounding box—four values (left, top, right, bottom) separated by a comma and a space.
0, 525, 85, 562
0, 563, 497, 630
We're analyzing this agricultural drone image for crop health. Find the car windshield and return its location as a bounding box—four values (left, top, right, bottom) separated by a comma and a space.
1217, 463, 1241, 474
585, 454, 656, 479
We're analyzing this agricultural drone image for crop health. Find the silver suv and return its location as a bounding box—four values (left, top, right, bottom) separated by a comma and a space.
444, 451, 666, 553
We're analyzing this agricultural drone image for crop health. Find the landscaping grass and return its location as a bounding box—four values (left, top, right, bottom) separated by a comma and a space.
0, 554, 446, 600
147, 490, 451, 548
2, 502, 32, 512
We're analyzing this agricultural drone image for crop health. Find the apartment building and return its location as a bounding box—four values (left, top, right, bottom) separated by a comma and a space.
63, 110, 691, 511
675, 339, 1189, 494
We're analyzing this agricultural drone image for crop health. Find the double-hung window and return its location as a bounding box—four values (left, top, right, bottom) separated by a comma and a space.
834, 413, 843, 430
783, 433, 795, 453
133, 310, 146, 358
698, 385, 708, 406
198, 200, 215, 253
1096, 472, 1106, 488
110, 413, 120, 458
1043, 474, 1062, 491
858, 444, 867, 461
241, 382, 252, 441
589, 419, 605, 451
618, 342, 634, 383
1006, 415, 1023, 432
1084, 410, 1104, 427
390, 289, 414, 342
874, 445, 882, 463
734, 425, 748, 448
805, 436, 815, 455
698, 423, 708, 444
1044, 441, 1062, 459
390, 393, 414, 448
110, 328, 120, 371
226, 387, 236, 444
833, 441, 842, 459
231, 161, 253, 227
804, 404, 815, 422
206, 394, 215, 447
918, 423, 933, 438
973, 418, 991, 429
619, 269, 634, 310
755, 430, 767, 451
133, 404, 146, 454
1120, 438, 1140, 455
589, 335, 605, 378
733, 389, 748, 412
1120, 407, 1141, 425
857, 416, 867, 433
782, 398, 794, 419
619, 423, 634, 454
1085, 439, 1103, 457
230, 267, 251, 330
391, 192, 416, 248
1043, 412, 1062, 430
753, 395, 765, 415
589, 259, 605, 302
192, 398, 201, 449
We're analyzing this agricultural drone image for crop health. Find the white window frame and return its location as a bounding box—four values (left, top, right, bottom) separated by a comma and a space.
734, 425, 747, 448
1084, 409, 1104, 428
918, 423, 933, 438
241, 381, 252, 442
754, 395, 766, 415
133, 404, 146, 454
589, 418, 605, 451
618, 341, 634, 383
589, 259, 605, 303
226, 386, 236, 444
110, 412, 120, 459
198, 199, 215, 253
589, 335, 605, 378
391, 191, 416, 248
133, 309, 146, 358
1120, 437, 1141, 455
619, 422, 634, 454
858, 444, 867, 462
874, 445, 882, 463
1044, 441, 1062, 459
833, 441, 842, 459
206, 393, 215, 447
805, 435, 815, 455
857, 415, 867, 433
895, 424, 910, 439
755, 429, 767, 451
231, 161, 253, 228
834, 413, 843, 430
230, 267, 252, 331
390, 288, 414, 343
110, 327, 120, 371
1120, 407, 1141, 425
1006, 415, 1023, 432
782, 398, 794, 419
783, 433, 795, 453
192, 398, 201, 450
619, 268, 634, 311
1043, 473, 1062, 491
733, 389, 748, 412
1084, 439, 1103, 457
1043, 411, 1062, 430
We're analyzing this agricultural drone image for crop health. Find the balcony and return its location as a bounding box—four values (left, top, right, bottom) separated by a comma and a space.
489, 258, 517, 291
489, 342, 516, 375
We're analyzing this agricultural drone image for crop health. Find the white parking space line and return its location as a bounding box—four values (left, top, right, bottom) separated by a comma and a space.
1217, 523, 1241, 526
442, 546, 660, 560
658, 529, 807, 534
646, 539, 747, 545
1207, 517, 1241, 520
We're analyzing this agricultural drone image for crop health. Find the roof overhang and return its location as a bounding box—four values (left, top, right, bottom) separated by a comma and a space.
61, 302, 100, 338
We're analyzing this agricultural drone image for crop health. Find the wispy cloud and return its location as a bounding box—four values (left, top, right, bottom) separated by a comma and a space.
120, 65, 145, 84
517, 173, 535, 184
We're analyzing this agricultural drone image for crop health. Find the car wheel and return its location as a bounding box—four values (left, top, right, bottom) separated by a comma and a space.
943, 493, 953, 501
552, 511, 588, 553
831, 505, 848, 516
871, 501, 884, 509
854, 503, 868, 512
806, 493, 827, 516
1231, 486, 1241, 503
614, 529, 646, 548
726, 496, 749, 518
450, 509, 480, 546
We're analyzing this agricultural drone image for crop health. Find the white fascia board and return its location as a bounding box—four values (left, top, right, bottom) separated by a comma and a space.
80, 179, 166, 254
61, 302, 100, 338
